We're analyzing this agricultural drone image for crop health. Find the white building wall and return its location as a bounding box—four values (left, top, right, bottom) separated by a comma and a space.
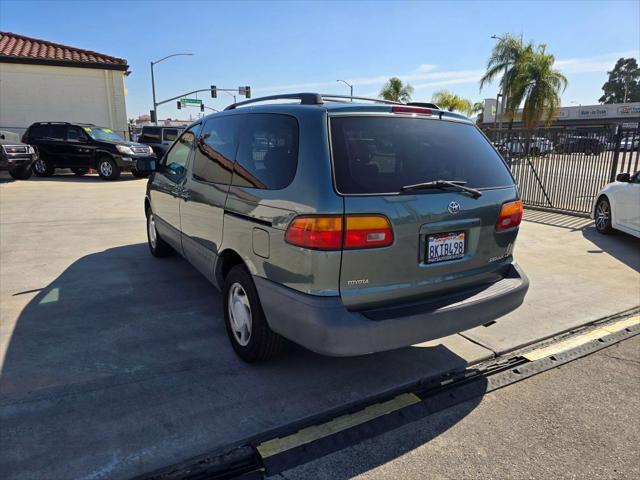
0, 62, 128, 137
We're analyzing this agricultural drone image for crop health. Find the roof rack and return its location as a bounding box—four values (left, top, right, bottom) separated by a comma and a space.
224, 92, 403, 110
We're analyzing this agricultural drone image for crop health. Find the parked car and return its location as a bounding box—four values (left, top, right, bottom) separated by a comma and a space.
137, 126, 184, 158
555, 136, 604, 155
620, 136, 639, 152
592, 171, 640, 238
22, 122, 156, 180
0, 130, 37, 180
138, 93, 529, 362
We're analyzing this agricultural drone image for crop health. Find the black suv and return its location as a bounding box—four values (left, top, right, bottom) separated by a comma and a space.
137, 126, 183, 158
23, 122, 157, 180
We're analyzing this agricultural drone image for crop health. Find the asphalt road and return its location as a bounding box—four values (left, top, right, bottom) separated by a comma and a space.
276, 335, 640, 480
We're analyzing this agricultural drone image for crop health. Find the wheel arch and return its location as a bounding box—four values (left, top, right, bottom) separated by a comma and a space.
214, 249, 252, 290
594, 193, 614, 224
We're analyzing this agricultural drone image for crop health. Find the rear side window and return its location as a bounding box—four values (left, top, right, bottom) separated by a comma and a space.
193, 117, 240, 184
232, 114, 299, 190
140, 127, 161, 143
28, 124, 48, 140
330, 116, 514, 194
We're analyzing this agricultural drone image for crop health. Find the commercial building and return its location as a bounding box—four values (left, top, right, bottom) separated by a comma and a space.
482, 98, 640, 129
0, 31, 129, 137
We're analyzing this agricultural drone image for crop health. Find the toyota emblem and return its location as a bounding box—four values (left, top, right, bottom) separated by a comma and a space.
448, 201, 461, 214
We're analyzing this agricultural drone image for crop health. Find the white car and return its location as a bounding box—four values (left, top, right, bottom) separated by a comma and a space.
592, 171, 640, 237
620, 136, 639, 152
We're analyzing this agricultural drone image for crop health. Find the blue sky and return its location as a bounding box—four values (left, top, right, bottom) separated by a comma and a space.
1, 0, 638, 120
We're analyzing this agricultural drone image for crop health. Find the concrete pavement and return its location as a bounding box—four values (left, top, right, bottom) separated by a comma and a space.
0, 173, 638, 479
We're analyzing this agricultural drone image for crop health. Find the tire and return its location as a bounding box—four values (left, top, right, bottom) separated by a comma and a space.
594, 197, 613, 234
97, 156, 120, 181
32, 158, 54, 177
71, 168, 88, 176
8, 165, 33, 180
131, 169, 149, 179
146, 211, 173, 257
223, 265, 286, 362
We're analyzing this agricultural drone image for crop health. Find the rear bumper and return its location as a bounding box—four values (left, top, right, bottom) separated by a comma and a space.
254, 263, 529, 356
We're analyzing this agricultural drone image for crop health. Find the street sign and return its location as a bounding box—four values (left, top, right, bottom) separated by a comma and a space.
180, 98, 203, 105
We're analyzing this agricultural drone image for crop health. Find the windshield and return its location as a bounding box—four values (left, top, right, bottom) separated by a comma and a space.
330, 116, 515, 194
83, 127, 124, 142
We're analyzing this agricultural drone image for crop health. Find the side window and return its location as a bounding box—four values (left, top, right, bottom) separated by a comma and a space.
67, 126, 87, 142
29, 124, 48, 140
233, 114, 299, 189
50, 125, 66, 141
163, 129, 179, 142
162, 126, 199, 177
140, 127, 161, 143
192, 116, 240, 185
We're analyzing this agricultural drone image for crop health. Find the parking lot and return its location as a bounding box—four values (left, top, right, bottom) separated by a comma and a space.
1, 172, 638, 479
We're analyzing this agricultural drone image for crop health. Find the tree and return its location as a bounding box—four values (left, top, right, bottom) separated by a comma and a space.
470, 101, 485, 115
479, 34, 531, 110
379, 77, 414, 102
431, 90, 473, 114
507, 45, 567, 130
599, 58, 640, 104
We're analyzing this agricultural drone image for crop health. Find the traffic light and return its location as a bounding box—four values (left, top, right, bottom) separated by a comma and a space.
211, 85, 217, 98
177, 101, 181, 110
239, 86, 251, 98
200, 103, 204, 112
150, 110, 156, 123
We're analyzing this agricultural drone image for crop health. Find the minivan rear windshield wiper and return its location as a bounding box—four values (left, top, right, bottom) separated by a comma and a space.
400, 180, 483, 198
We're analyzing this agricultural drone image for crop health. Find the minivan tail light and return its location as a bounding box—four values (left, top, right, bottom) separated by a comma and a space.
344, 215, 394, 249
285, 216, 343, 250
285, 215, 394, 250
496, 200, 523, 231
391, 106, 432, 116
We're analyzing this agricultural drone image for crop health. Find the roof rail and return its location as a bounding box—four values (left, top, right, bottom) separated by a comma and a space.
320, 94, 401, 105
224, 92, 406, 110
225, 93, 323, 110
407, 102, 440, 109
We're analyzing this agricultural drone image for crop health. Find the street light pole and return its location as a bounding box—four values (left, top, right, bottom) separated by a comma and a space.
150, 53, 193, 126
337, 79, 353, 101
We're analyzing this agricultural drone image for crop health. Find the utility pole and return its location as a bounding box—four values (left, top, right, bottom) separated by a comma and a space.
150, 53, 193, 125
337, 79, 354, 101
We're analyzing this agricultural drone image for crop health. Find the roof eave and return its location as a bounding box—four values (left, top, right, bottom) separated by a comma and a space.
0, 55, 129, 72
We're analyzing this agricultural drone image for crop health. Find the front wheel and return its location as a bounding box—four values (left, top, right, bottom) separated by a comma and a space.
9, 165, 33, 180
131, 169, 149, 179
33, 158, 54, 177
223, 265, 286, 362
594, 197, 613, 234
97, 157, 120, 181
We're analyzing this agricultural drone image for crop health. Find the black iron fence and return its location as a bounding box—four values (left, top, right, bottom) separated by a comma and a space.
484, 123, 640, 215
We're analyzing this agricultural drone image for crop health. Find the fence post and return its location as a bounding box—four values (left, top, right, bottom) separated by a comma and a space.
608, 125, 623, 182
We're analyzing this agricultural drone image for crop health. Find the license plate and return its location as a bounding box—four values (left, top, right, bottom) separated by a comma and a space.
426, 231, 465, 264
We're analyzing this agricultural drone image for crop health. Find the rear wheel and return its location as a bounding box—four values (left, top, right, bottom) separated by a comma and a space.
97, 156, 120, 181
223, 265, 286, 362
146, 211, 173, 257
131, 169, 149, 178
71, 168, 88, 176
33, 158, 54, 177
9, 165, 33, 180
595, 197, 613, 234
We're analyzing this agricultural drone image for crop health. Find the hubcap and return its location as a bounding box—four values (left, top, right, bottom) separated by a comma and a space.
228, 283, 252, 346
148, 214, 157, 249
596, 201, 609, 230
34, 159, 47, 174
100, 160, 113, 177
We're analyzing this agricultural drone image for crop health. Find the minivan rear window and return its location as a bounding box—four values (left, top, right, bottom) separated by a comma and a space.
330, 116, 514, 194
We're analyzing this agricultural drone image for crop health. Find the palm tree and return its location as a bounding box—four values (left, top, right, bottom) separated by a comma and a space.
431, 90, 473, 114
379, 77, 414, 102
507, 45, 567, 129
470, 101, 485, 115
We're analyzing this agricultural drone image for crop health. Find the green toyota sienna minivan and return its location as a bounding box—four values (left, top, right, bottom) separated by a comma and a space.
139, 93, 529, 362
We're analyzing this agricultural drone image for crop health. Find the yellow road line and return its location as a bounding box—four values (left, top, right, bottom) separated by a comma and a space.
523, 316, 639, 361
257, 392, 420, 458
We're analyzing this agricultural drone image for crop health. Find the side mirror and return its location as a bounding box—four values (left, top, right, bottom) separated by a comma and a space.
616, 173, 631, 182
135, 157, 157, 173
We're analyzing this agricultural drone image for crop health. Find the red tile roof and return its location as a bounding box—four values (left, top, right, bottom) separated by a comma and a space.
0, 32, 128, 70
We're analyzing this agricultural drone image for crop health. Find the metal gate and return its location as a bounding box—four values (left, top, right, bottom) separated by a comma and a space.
485, 124, 640, 215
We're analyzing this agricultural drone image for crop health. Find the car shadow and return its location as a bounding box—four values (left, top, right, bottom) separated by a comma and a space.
582, 226, 640, 272
0, 243, 486, 480
522, 208, 594, 231
26, 172, 144, 183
